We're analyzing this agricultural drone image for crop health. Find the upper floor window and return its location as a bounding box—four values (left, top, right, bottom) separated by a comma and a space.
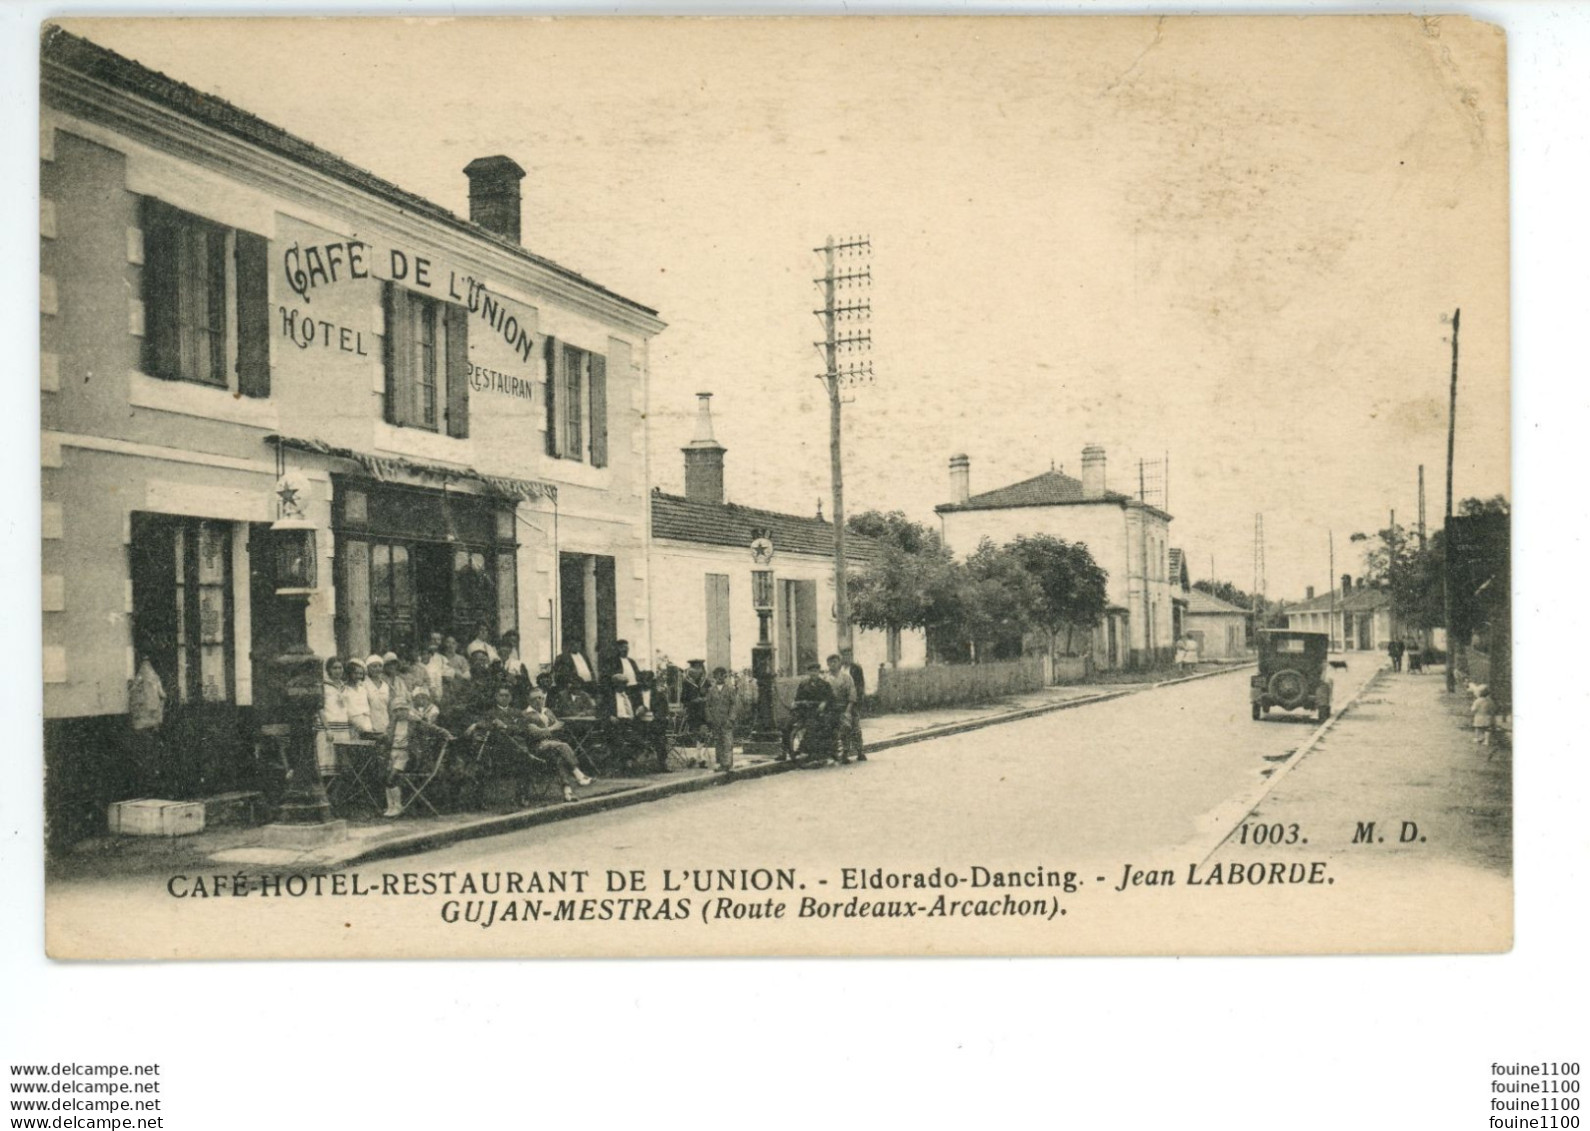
140, 197, 270, 396
383, 283, 469, 438
543, 336, 608, 467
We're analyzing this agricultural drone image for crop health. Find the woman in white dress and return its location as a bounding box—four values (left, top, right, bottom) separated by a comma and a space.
316, 657, 352, 773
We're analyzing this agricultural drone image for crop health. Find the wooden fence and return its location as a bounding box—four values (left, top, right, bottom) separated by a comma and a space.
873, 657, 1046, 714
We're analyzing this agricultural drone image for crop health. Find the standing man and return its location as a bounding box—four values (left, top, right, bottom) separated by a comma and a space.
705, 667, 738, 774
421, 633, 450, 705
606, 639, 645, 717
680, 660, 709, 747
839, 647, 867, 762
499, 629, 532, 707
1388, 638, 1405, 673
825, 653, 858, 766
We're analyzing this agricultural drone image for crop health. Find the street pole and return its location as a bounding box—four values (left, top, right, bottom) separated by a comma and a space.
1443, 308, 1460, 692
1329, 529, 1336, 652
1418, 464, 1427, 552
814, 235, 871, 656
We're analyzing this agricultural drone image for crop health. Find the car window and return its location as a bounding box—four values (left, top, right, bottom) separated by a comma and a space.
1278, 639, 1306, 653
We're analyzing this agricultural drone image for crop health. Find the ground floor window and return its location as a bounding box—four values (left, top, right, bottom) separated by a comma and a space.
559, 551, 617, 666
334, 479, 518, 658
130, 512, 234, 706
777, 578, 819, 676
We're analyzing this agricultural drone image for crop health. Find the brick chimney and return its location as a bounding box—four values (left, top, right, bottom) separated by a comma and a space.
1081, 444, 1107, 499
463, 156, 527, 243
683, 393, 727, 505
1306, 586, 1315, 600
1341, 574, 1352, 593
949, 454, 970, 505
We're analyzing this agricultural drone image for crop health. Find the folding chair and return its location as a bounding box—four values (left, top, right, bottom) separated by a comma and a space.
397, 737, 453, 818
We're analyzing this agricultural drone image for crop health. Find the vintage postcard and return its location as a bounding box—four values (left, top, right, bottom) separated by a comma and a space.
40, 15, 1510, 959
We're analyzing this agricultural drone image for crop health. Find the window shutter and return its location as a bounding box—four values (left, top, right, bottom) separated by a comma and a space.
139, 197, 180, 380
544, 334, 561, 457
234, 229, 271, 398
382, 282, 411, 427
444, 302, 470, 439
589, 352, 608, 467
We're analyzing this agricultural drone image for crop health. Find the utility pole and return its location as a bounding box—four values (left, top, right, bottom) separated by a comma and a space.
1329, 529, 1337, 652
1253, 513, 1266, 630
1442, 307, 1461, 692
814, 235, 872, 654
1418, 465, 1427, 552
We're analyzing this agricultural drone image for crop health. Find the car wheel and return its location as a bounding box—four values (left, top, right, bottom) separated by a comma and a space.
1268, 670, 1307, 709
1317, 705, 1331, 723
1251, 702, 1262, 721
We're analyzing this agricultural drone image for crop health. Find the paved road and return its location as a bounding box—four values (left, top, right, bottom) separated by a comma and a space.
425, 658, 1365, 873
49, 658, 1395, 958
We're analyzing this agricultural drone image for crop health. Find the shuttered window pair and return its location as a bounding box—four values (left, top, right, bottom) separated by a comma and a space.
140, 197, 271, 396
542, 335, 608, 467
383, 283, 470, 438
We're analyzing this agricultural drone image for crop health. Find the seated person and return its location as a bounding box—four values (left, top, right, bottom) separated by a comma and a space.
465, 685, 587, 805
402, 685, 453, 773
522, 687, 593, 802
386, 685, 457, 811
788, 662, 839, 763
628, 698, 673, 774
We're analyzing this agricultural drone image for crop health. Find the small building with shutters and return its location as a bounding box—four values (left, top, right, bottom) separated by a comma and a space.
648, 395, 927, 680
934, 446, 1176, 669
1182, 589, 1253, 659
1283, 576, 1397, 652
40, 29, 663, 846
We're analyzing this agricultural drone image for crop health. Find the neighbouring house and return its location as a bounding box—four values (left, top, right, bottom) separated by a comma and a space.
1183, 589, 1253, 659
649, 395, 927, 680
1283, 576, 1396, 651
934, 446, 1175, 669
41, 29, 664, 846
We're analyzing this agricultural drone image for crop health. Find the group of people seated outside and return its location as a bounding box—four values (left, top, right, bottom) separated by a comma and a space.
313, 628, 675, 817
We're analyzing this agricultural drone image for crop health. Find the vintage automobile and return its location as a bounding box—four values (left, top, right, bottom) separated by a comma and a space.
1251, 630, 1333, 722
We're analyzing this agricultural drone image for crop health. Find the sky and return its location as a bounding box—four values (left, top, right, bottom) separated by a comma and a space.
60, 15, 1511, 600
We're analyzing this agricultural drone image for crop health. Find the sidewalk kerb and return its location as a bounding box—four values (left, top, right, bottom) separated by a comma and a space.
1188, 662, 1388, 867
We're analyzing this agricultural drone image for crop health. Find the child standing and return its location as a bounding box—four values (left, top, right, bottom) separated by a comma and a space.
1471, 685, 1495, 746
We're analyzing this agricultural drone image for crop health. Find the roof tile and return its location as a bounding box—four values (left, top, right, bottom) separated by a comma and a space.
652, 492, 885, 563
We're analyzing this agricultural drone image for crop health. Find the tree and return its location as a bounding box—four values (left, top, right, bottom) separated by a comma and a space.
1459, 495, 1510, 517
1192, 579, 1253, 609
954, 539, 1039, 662
847, 540, 959, 641
847, 509, 940, 555
1008, 534, 1109, 655
1347, 497, 1507, 640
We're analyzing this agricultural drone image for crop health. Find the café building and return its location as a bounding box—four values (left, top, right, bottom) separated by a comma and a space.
40, 30, 664, 845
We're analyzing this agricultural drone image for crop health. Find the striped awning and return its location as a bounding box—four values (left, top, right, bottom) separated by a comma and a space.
266, 435, 557, 503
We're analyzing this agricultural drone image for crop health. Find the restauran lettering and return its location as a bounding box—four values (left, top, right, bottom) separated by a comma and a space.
279, 306, 369, 355
470, 363, 535, 400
